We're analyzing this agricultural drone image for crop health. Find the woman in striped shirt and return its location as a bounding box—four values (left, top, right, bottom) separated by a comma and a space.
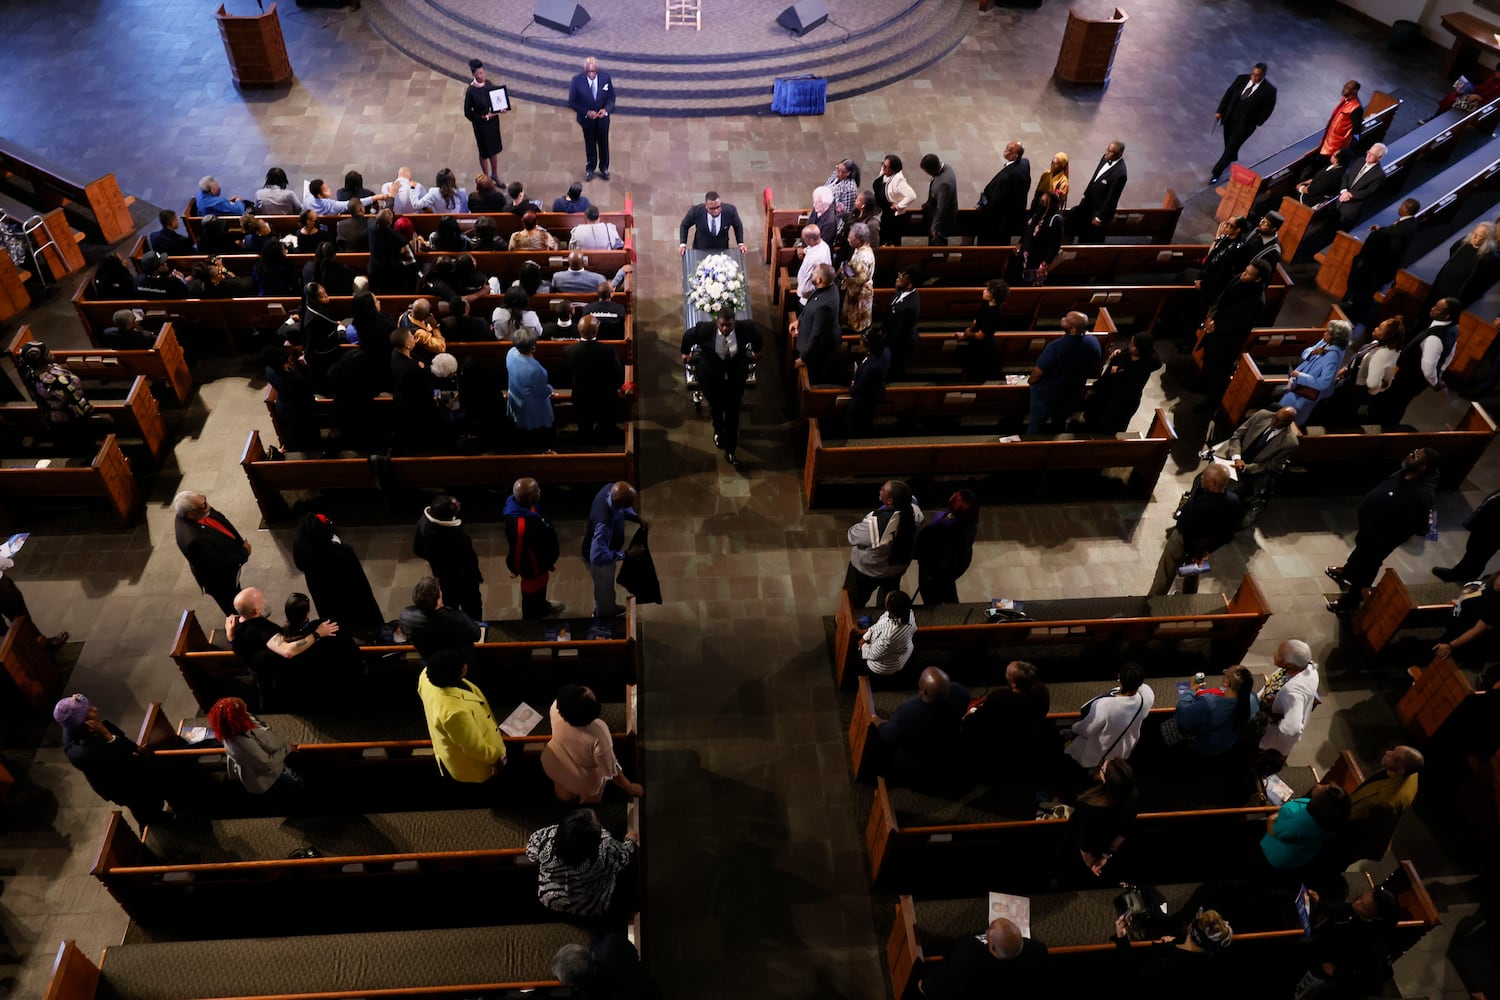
527, 808, 637, 919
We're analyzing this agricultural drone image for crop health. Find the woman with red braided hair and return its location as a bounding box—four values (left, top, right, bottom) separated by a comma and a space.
208, 697, 301, 799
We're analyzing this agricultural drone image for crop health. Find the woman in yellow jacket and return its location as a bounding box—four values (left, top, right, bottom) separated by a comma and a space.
417, 648, 506, 782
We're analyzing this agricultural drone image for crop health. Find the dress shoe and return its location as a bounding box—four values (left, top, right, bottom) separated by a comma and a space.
1325, 599, 1354, 614
713, 433, 721, 447
1431, 566, 1462, 582
725, 451, 738, 466
599, 169, 610, 180
1208, 176, 1220, 185
1323, 566, 1349, 587
44, 631, 69, 650
545, 601, 567, 617
1197, 448, 1213, 461
585, 170, 595, 181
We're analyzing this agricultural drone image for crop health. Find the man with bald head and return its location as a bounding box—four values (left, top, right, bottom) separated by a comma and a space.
552, 249, 608, 293
173, 490, 252, 615
1151, 461, 1243, 594
919, 916, 1049, 998
225, 587, 338, 709
584, 480, 647, 621
792, 263, 841, 384
878, 666, 970, 791
794, 223, 831, 305
1205, 405, 1301, 502
504, 478, 565, 620
1027, 311, 1102, 433
977, 140, 1031, 245
568, 56, 615, 181
1325, 745, 1422, 866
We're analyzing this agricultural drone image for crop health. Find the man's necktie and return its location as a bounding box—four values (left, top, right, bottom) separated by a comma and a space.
710, 217, 718, 236
1242, 428, 1275, 462
591, 79, 597, 100
1241, 83, 1254, 101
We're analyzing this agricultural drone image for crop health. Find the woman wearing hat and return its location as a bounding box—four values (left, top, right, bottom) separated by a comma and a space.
55, 693, 171, 830
463, 59, 508, 184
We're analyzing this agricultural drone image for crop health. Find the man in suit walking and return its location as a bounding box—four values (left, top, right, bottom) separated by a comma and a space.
173, 490, 251, 616
567, 57, 615, 181
1069, 141, 1128, 241
679, 191, 746, 255
1337, 144, 1387, 228
1210, 63, 1278, 183
1343, 198, 1420, 320
919, 153, 957, 246
978, 141, 1031, 245
681, 307, 762, 466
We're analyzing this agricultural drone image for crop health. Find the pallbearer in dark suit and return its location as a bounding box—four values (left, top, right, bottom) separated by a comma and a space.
681, 307, 761, 466
977, 141, 1032, 245
678, 191, 747, 255
1068, 141, 1128, 241
567, 57, 615, 181
1210, 63, 1278, 183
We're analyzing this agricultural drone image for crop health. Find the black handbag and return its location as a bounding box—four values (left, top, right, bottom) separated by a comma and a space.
1114, 883, 1170, 939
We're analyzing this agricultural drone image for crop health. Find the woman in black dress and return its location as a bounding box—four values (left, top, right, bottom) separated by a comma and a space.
291, 512, 384, 640
464, 59, 507, 183
1081, 333, 1161, 433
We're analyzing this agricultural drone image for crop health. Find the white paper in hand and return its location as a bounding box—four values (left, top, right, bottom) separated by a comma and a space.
987, 891, 1031, 938
499, 702, 543, 738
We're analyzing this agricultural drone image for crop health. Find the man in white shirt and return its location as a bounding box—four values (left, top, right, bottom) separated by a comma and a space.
1256, 639, 1320, 765
859, 591, 917, 676
385, 167, 427, 216
1370, 297, 1460, 425
795, 224, 831, 307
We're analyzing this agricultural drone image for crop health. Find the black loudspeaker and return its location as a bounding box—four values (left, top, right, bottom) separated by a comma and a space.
533, 0, 590, 33
777, 0, 827, 36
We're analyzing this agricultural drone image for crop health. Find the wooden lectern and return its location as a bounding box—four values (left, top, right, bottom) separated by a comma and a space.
216, 3, 293, 87
1055, 7, 1128, 87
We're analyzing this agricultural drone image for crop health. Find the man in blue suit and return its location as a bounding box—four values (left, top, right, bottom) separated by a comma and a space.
568, 57, 615, 181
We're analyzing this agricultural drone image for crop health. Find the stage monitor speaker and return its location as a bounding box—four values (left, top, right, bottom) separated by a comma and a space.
777, 0, 827, 36
533, 0, 590, 33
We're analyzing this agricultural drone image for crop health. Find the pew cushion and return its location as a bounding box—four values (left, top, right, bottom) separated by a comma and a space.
175, 703, 628, 745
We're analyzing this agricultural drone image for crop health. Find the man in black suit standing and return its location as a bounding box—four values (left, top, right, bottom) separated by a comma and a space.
679, 191, 747, 256
173, 490, 251, 616
563, 315, 625, 443
919, 153, 958, 246
1337, 143, 1388, 228
1343, 197, 1420, 321
881, 268, 922, 378
1069, 141, 1128, 241
791, 264, 841, 385
681, 307, 762, 466
978, 141, 1031, 245
567, 57, 615, 182
1210, 62, 1278, 184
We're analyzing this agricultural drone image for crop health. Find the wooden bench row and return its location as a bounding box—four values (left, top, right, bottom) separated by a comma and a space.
183, 200, 634, 244
1348, 567, 1458, 659
0, 434, 137, 526
0, 251, 31, 321
0, 374, 166, 464
7, 322, 193, 406
0, 615, 62, 717
0, 144, 136, 243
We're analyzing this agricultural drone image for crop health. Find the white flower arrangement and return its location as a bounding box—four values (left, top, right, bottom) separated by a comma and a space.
688, 253, 747, 315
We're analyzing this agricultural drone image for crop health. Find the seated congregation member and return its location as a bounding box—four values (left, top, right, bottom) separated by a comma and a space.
508, 180, 543, 215
564, 315, 626, 443
187, 255, 244, 298
858, 590, 916, 676
1070, 758, 1138, 879
1201, 405, 1299, 502
291, 512, 384, 640
441, 297, 490, 343
1064, 662, 1155, 772
1297, 886, 1402, 999
1326, 449, 1440, 614
1028, 310, 1101, 433
336, 169, 375, 202
303, 176, 383, 216
295, 209, 330, 253
89, 253, 136, 299
919, 918, 1049, 999
468, 172, 508, 213
304, 240, 356, 299
1368, 298, 1460, 427
510, 210, 560, 251
1150, 461, 1241, 595
1292, 149, 1348, 207
1110, 907, 1232, 993
135, 251, 191, 298
1080, 333, 1160, 433
252, 241, 298, 297
1259, 782, 1351, 876
844, 329, 890, 439
494, 285, 544, 340
100, 308, 156, 349
954, 279, 1006, 383
913, 490, 979, 604
1433, 571, 1500, 668
196, 174, 246, 216
336, 197, 370, 251
877, 666, 969, 791
1166, 665, 1257, 755
400, 576, 482, 661
1280, 320, 1349, 426
262, 346, 318, 452
368, 209, 417, 294
1253, 638, 1320, 770
1312, 317, 1403, 426
1335, 144, 1388, 228
583, 282, 627, 337
571, 204, 624, 250
554, 249, 609, 293
551, 937, 662, 1000
296, 282, 345, 392
961, 660, 1051, 778
208, 696, 302, 798
543, 684, 644, 803
506, 328, 556, 451
390, 327, 442, 451
430, 216, 469, 253
415, 167, 469, 213
1198, 259, 1271, 408
399, 297, 446, 359
198, 216, 241, 257
1242, 210, 1284, 271
56, 693, 172, 831
148, 209, 196, 254
224, 586, 338, 709
552, 181, 591, 213
1324, 745, 1421, 868
844, 479, 923, 608
386, 166, 427, 214
418, 647, 507, 783
545, 301, 578, 340
414, 494, 484, 621
240, 216, 276, 254
527, 808, 639, 923
254, 166, 301, 215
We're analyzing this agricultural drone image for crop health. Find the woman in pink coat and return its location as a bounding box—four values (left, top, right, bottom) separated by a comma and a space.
542, 684, 644, 803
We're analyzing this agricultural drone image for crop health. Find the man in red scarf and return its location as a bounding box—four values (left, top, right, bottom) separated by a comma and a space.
173, 490, 251, 615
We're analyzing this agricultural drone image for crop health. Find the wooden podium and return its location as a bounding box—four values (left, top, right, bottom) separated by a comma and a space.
216, 3, 293, 87
1055, 7, 1128, 87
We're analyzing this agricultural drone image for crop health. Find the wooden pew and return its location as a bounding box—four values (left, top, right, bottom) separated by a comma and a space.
1277, 94, 1500, 263
1398, 653, 1483, 742
0, 145, 136, 244
0, 375, 166, 465
803, 408, 1176, 508
1213, 90, 1402, 223
831, 573, 1271, 690
887, 859, 1437, 999
183, 201, 634, 244
1315, 152, 1500, 299
168, 603, 640, 712
798, 366, 1039, 425
1219, 353, 1498, 490
771, 244, 1016, 304
0, 434, 138, 526
0, 252, 31, 321
6, 322, 193, 407
1190, 305, 1351, 374
239, 424, 636, 521
1349, 568, 1459, 658
0, 615, 62, 716
24, 207, 86, 281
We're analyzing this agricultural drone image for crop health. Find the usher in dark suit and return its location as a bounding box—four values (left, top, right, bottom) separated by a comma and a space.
567, 68, 615, 176
978, 156, 1032, 245
1212, 73, 1278, 180
679, 203, 746, 250
175, 506, 249, 615
1070, 155, 1128, 238
681, 319, 762, 454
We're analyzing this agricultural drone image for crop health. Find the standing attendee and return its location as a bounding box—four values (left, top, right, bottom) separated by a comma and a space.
399, 577, 482, 661
414, 494, 484, 622
1033, 151, 1070, 210
874, 153, 918, 245
881, 267, 921, 377
913, 489, 979, 604
824, 158, 861, 217
1210, 62, 1278, 183
542, 684, 644, 803
1433, 487, 1500, 581
1335, 144, 1388, 228
417, 648, 506, 783
918, 917, 1050, 999
840, 222, 876, 334
173, 490, 251, 616
1028, 310, 1102, 433
808, 186, 839, 247
1327, 449, 1441, 613
678, 191, 747, 255
208, 696, 301, 799
503, 478, 565, 620
846, 189, 882, 252
681, 308, 760, 466
1081, 333, 1160, 433
0, 541, 68, 648
527, 808, 638, 922
1195, 216, 1249, 307
1296, 886, 1402, 999
1369, 298, 1460, 427
1318, 80, 1364, 166
1017, 188, 1065, 285
1064, 662, 1155, 771
919, 153, 957, 246
463, 59, 507, 183
1342, 198, 1420, 320
1279, 320, 1350, 426
1150, 462, 1242, 595
1253, 639, 1322, 770
1071, 758, 1138, 879
1198, 259, 1271, 409
961, 660, 1052, 778
389, 328, 440, 451
791, 263, 840, 384
55, 694, 170, 831
568, 57, 615, 181
877, 666, 970, 791
15, 340, 95, 449
584, 481, 646, 622
291, 512, 383, 640
1427, 222, 1500, 311
793, 223, 832, 308
845, 330, 891, 438
858, 590, 917, 676
1110, 908, 1233, 987
1241, 211, 1285, 270
564, 315, 626, 443
844, 479, 923, 607
1069, 141, 1128, 240
955, 279, 1007, 383
506, 328, 556, 452
977, 141, 1031, 245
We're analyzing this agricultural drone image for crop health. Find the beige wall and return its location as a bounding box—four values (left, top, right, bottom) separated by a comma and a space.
1339, 0, 1500, 56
